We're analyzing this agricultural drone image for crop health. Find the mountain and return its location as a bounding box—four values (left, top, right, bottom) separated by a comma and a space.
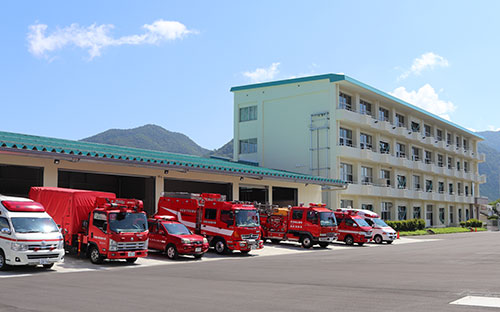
212, 139, 233, 158
81, 124, 211, 156
477, 130, 500, 201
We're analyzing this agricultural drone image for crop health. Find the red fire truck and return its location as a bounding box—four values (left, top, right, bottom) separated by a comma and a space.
148, 215, 209, 259
157, 192, 264, 255
259, 204, 337, 248
334, 209, 373, 246
29, 187, 149, 264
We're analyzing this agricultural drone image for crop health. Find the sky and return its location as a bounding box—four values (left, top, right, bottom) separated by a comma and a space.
0, 1, 499, 150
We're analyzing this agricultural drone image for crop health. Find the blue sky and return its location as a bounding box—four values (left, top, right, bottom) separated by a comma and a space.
0, 1, 499, 149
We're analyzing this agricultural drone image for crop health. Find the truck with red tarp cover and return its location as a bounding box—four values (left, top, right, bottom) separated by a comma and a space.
158, 192, 263, 255
259, 204, 337, 248
29, 187, 148, 264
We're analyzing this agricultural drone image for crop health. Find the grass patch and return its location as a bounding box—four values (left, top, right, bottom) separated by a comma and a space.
400, 227, 487, 236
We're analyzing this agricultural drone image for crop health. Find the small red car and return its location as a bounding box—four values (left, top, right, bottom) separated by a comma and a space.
148, 215, 209, 259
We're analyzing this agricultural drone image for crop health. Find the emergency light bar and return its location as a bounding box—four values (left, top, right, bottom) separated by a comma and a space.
2, 201, 45, 212
152, 215, 177, 221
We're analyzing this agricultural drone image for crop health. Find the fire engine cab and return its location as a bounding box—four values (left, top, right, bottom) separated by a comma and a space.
334, 209, 373, 246
148, 215, 209, 259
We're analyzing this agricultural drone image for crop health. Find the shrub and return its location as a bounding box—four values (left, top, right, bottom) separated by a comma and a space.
465, 218, 483, 228
385, 219, 425, 231
460, 221, 466, 227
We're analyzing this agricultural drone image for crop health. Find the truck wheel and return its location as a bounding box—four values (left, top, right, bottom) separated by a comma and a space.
126, 258, 137, 263
270, 239, 281, 245
166, 245, 178, 260
344, 235, 354, 246
43, 263, 54, 269
357, 242, 364, 246
301, 236, 313, 249
89, 245, 104, 264
374, 235, 383, 244
214, 239, 228, 255
240, 250, 250, 255
0, 250, 9, 271
319, 242, 329, 248
194, 254, 203, 259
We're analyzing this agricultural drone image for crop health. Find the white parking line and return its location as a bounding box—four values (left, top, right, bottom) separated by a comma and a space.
450, 296, 500, 308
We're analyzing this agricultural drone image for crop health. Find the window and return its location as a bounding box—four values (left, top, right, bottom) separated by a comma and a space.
448, 157, 453, 169
413, 207, 421, 219
381, 202, 392, 220
339, 128, 353, 147
413, 175, 421, 191
0, 217, 10, 230
466, 208, 470, 220
449, 206, 454, 224
361, 166, 373, 185
449, 183, 454, 195
439, 208, 445, 224
424, 150, 432, 164
220, 210, 234, 226
340, 199, 353, 208
396, 143, 406, 158
436, 129, 443, 141
438, 154, 444, 167
339, 92, 352, 110
359, 99, 372, 115
458, 209, 462, 222
292, 209, 303, 220
204, 208, 217, 220
464, 162, 469, 173
457, 182, 462, 195
411, 121, 420, 133
447, 133, 452, 145
360, 133, 373, 150
93, 212, 107, 231
397, 175, 406, 189
379, 141, 390, 154
345, 219, 355, 227
456, 161, 461, 171
340, 163, 353, 183
379, 107, 389, 122
424, 124, 432, 137
396, 113, 405, 127
456, 136, 460, 148
465, 185, 469, 196
239, 106, 257, 122
398, 206, 407, 220
380, 169, 391, 187
361, 204, 373, 211
412, 147, 421, 161
306, 210, 318, 223
438, 182, 445, 194
239, 138, 257, 154
426, 205, 434, 226
463, 139, 468, 151
425, 179, 433, 192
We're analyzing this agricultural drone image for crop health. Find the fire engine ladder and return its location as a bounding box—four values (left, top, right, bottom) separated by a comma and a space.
309, 112, 330, 177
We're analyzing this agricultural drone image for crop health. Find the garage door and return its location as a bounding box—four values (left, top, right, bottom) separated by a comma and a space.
164, 178, 232, 200
0, 164, 43, 197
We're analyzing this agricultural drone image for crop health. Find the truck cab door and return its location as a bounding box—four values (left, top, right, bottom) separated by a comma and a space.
90, 211, 108, 251
148, 222, 159, 250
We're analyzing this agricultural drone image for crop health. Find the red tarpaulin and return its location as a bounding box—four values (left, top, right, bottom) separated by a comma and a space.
29, 187, 116, 235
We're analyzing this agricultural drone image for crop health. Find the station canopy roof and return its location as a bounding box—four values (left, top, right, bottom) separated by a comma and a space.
0, 130, 346, 187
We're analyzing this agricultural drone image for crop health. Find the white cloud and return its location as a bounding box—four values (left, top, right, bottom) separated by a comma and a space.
487, 126, 500, 132
27, 20, 195, 59
243, 62, 280, 83
390, 84, 456, 120
399, 52, 449, 80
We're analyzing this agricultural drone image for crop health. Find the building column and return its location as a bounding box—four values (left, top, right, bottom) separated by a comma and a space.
232, 182, 240, 201
155, 176, 165, 213
268, 185, 273, 205
43, 163, 58, 187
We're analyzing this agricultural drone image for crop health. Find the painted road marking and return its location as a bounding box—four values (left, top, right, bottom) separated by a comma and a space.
450, 296, 500, 308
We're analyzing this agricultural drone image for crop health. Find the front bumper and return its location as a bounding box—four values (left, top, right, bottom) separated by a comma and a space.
106, 250, 148, 259
178, 244, 210, 255
228, 239, 264, 251
5, 249, 65, 266
383, 233, 397, 241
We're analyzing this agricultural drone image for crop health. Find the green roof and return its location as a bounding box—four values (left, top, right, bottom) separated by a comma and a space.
0, 130, 346, 187
231, 73, 483, 140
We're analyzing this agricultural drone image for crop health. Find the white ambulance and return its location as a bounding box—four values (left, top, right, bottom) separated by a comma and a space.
0, 195, 64, 270
346, 209, 397, 244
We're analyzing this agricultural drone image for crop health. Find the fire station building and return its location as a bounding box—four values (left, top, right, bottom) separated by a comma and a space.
0, 130, 346, 215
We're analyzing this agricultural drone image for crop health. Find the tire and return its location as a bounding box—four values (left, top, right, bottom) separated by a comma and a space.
386, 241, 393, 244
301, 236, 313, 249
126, 257, 137, 263
0, 250, 9, 271
194, 254, 203, 259
344, 235, 354, 246
89, 245, 104, 264
374, 235, 383, 244
270, 239, 281, 245
43, 263, 54, 269
319, 242, 329, 248
240, 250, 250, 255
166, 245, 178, 260
357, 242, 364, 246
214, 239, 228, 255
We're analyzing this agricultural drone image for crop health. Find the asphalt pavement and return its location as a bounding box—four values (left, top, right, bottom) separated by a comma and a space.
0, 232, 499, 312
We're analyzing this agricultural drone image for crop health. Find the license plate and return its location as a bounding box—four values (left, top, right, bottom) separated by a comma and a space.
250, 245, 256, 250
195, 248, 201, 252
127, 252, 135, 257
39, 258, 49, 265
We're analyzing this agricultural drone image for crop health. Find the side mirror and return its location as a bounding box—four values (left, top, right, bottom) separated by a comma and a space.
1, 228, 11, 235
82, 220, 89, 229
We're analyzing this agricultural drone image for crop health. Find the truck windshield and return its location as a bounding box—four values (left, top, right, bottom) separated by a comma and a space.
109, 212, 147, 233
355, 218, 371, 228
11, 217, 59, 233
319, 212, 337, 227
163, 223, 191, 235
235, 210, 260, 227
372, 218, 389, 227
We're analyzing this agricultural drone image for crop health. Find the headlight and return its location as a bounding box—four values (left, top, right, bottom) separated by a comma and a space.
181, 238, 191, 244
203, 237, 208, 244
359, 232, 366, 236
58, 240, 64, 249
109, 239, 117, 251
11, 242, 28, 251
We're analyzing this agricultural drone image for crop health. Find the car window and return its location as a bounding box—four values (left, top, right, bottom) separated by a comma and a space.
0, 217, 10, 230
204, 208, 217, 220
345, 219, 355, 227
292, 210, 303, 220
93, 212, 107, 231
